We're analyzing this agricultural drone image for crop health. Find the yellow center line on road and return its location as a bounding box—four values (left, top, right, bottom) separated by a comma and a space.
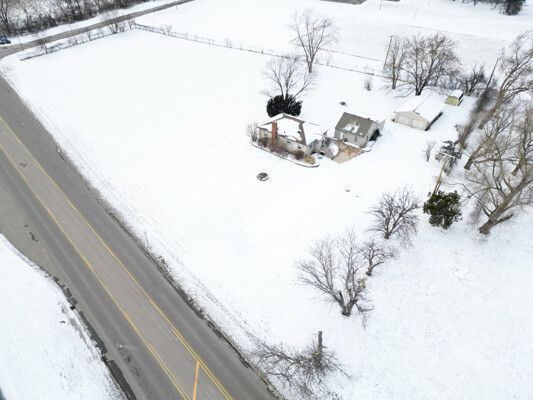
0, 114, 234, 400
0, 137, 191, 400
193, 360, 200, 400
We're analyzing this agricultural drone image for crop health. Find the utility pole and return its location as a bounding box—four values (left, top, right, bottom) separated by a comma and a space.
484, 58, 499, 91
383, 35, 393, 70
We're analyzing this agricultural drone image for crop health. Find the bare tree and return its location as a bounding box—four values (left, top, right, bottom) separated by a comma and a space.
0, 0, 14, 34
359, 239, 396, 277
383, 35, 406, 90
464, 102, 518, 170
369, 187, 420, 244
297, 231, 370, 317
478, 32, 533, 128
290, 9, 337, 73
465, 107, 533, 234
402, 33, 460, 95
254, 331, 345, 396
423, 140, 437, 161
264, 54, 315, 100
460, 64, 487, 95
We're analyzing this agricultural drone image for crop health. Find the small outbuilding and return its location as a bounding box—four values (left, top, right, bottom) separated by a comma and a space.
257, 113, 329, 156
392, 95, 444, 131
334, 112, 382, 148
445, 89, 464, 106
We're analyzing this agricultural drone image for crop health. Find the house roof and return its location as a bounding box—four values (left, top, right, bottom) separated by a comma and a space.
449, 89, 464, 98
335, 112, 377, 136
259, 113, 327, 145
396, 95, 444, 123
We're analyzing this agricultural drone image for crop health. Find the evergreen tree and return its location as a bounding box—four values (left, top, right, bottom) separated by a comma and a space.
504, 0, 525, 15
423, 190, 462, 229
266, 95, 302, 117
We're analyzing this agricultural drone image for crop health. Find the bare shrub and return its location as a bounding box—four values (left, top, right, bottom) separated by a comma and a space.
254, 331, 345, 398
247, 123, 258, 142
269, 139, 288, 156
368, 187, 420, 244
423, 140, 437, 162
34, 32, 49, 54
363, 75, 373, 91
293, 149, 305, 160
104, 10, 126, 34
257, 136, 268, 148
161, 24, 172, 35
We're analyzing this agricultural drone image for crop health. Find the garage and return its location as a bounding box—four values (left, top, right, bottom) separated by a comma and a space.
392, 95, 444, 131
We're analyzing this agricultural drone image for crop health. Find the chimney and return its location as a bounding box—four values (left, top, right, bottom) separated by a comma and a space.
271, 120, 278, 141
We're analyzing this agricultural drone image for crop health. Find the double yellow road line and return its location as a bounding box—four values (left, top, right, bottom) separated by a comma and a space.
0, 113, 233, 400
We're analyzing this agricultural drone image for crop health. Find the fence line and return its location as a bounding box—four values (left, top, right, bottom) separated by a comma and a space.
21, 23, 134, 60
21, 20, 388, 79
132, 22, 386, 78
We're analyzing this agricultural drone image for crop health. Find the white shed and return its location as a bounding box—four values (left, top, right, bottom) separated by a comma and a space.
392, 96, 444, 131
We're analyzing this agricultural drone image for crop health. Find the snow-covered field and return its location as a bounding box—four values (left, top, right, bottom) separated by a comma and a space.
1, 0, 532, 398
138, 0, 533, 71
0, 236, 121, 400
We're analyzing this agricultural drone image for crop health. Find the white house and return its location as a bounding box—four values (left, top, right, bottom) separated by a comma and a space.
392, 95, 444, 130
257, 113, 329, 156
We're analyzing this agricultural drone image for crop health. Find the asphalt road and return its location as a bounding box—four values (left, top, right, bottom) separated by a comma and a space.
0, 4, 277, 400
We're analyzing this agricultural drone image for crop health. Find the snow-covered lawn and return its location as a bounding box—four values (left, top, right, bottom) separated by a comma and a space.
1, 0, 532, 398
0, 236, 121, 400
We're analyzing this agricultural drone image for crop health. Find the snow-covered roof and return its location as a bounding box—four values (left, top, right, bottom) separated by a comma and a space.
449, 89, 464, 98
259, 113, 327, 145
396, 95, 444, 122
335, 112, 378, 135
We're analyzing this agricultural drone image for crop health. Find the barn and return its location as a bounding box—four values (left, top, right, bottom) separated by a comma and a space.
392, 95, 444, 131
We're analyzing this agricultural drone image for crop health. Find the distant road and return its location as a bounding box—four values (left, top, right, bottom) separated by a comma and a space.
0, 0, 195, 58
0, 3, 277, 399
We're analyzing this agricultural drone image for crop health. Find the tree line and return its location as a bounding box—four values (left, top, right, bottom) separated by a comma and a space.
0, 0, 150, 35
452, 0, 526, 15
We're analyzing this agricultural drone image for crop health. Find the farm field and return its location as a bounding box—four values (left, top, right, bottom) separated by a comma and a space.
1, 0, 532, 398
